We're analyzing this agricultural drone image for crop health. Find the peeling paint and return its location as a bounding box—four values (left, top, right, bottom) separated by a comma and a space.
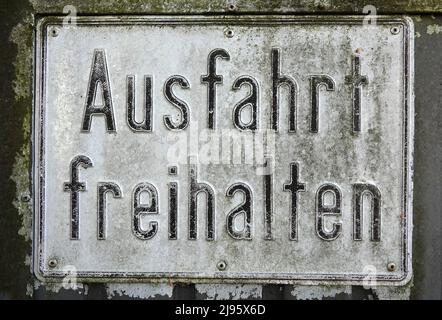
33, 278, 87, 294
106, 283, 174, 299
290, 285, 352, 300
373, 286, 411, 300
195, 284, 262, 300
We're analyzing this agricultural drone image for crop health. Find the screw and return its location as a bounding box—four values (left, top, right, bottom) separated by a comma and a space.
228, 3, 236, 11
387, 262, 396, 272
390, 26, 400, 35
50, 28, 59, 37
217, 260, 227, 271
21, 194, 31, 202
225, 28, 234, 38
48, 258, 58, 268
168, 166, 178, 176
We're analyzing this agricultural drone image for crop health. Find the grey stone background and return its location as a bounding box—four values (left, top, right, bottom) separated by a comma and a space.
0, 0, 440, 300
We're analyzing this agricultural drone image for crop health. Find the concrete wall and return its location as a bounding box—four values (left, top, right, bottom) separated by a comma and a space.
0, 0, 440, 300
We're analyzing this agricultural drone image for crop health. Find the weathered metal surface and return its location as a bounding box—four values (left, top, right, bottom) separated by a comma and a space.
34, 15, 413, 284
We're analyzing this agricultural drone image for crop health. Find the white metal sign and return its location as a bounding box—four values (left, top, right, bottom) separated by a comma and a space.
34, 16, 414, 284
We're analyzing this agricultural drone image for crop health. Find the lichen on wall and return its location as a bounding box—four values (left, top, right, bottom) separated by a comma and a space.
427, 24, 442, 34
10, 19, 33, 241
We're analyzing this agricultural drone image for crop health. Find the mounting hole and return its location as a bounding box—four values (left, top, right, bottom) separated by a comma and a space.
50, 28, 59, 37
48, 258, 58, 268
387, 262, 396, 272
390, 26, 400, 35
217, 260, 227, 271
225, 29, 234, 38
228, 3, 236, 11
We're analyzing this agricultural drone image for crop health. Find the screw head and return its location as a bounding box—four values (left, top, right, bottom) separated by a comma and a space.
48, 258, 58, 268
50, 28, 59, 37
387, 262, 396, 272
217, 260, 227, 271
224, 28, 234, 38
168, 166, 178, 176
390, 26, 401, 35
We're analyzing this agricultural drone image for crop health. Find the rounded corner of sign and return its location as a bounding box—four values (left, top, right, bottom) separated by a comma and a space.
36, 16, 62, 33
34, 16, 416, 282
33, 264, 50, 283
35, 16, 49, 29
397, 16, 415, 37
400, 16, 414, 28
395, 270, 413, 286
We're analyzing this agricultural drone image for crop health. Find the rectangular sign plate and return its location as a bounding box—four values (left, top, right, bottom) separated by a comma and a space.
34, 16, 414, 284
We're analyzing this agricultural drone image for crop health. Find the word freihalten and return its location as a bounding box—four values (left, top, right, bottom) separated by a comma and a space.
64, 48, 381, 242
